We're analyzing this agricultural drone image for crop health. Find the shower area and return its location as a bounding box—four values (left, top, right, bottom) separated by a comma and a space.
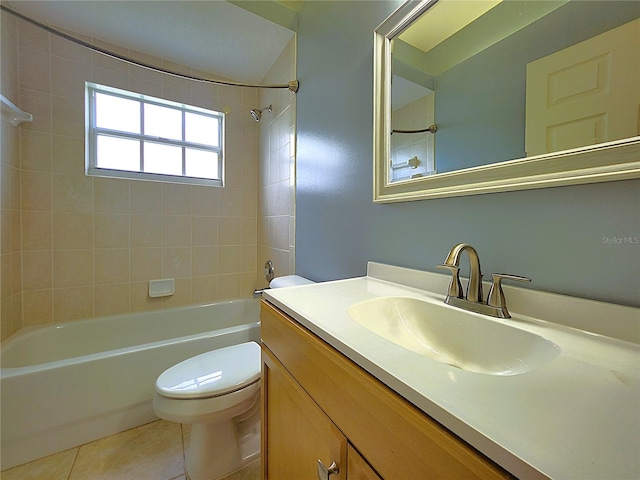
0, 3, 297, 341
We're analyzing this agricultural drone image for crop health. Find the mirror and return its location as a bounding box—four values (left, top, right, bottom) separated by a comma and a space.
374, 0, 640, 202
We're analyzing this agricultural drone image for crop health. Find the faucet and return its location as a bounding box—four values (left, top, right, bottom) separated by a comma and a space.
437, 243, 530, 318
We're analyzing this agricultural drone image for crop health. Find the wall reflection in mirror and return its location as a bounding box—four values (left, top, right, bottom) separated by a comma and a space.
389, 0, 639, 184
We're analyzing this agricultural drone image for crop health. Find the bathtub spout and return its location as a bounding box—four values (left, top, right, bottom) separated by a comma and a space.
253, 288, 269, 298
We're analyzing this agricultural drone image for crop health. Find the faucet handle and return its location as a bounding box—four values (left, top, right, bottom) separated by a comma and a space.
437, 264, 463, 299
487, 273, 531, 314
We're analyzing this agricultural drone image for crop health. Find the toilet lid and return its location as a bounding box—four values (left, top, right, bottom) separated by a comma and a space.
155, 341, 261, 399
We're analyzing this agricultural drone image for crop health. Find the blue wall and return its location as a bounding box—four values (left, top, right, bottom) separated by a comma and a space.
295, 1, 640, 307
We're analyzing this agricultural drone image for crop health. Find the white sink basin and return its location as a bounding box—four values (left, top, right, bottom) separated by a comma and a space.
348, 296, 560, 375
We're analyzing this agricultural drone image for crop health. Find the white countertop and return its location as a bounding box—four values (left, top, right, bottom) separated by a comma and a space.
263, 263, 640, 480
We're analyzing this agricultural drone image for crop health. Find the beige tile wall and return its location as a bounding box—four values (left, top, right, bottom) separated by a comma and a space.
257, 38, 297, 289
3, 16, 264, 332
1, 12, 23, 340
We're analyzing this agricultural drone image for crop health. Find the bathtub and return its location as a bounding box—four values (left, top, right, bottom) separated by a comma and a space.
0, 298, 260, 470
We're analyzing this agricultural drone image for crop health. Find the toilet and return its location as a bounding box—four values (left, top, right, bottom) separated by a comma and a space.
153, 342, 261, 480
153, 274, 313, 480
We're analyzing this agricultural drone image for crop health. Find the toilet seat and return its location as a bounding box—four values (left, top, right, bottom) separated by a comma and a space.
155, 341, 261, 400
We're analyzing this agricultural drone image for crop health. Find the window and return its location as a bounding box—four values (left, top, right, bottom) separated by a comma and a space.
85, 82, 224, 186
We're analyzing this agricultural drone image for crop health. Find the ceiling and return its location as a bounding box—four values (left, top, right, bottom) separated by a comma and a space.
399, 0, 501, 53
5, 0, 296, 84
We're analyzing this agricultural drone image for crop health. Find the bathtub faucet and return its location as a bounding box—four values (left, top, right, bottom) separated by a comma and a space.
253, 288, 269, 298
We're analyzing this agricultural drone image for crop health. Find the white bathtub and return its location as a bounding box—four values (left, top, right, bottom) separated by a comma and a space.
0, 299, 260, 470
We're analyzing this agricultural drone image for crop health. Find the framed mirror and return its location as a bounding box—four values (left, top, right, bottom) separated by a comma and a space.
373, 0, 640, 203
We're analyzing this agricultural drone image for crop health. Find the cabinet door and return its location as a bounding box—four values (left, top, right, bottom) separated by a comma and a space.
262, 345, 347, 480
347, 445, 383, 480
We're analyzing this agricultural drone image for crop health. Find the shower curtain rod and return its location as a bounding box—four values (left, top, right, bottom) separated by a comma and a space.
1, 4, 299, 93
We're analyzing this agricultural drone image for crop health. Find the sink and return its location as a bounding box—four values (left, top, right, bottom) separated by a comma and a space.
348, 296, 560, 375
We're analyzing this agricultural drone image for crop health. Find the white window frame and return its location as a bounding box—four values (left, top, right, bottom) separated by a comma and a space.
85, 82, 225, 187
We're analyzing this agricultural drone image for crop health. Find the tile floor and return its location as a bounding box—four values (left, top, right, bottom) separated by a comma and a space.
0, 420, 260, 480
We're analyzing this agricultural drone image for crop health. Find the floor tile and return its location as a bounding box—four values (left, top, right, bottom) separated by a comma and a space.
0, 448, 78, 480
221, 460, 260, 480
68, 420, 184, 480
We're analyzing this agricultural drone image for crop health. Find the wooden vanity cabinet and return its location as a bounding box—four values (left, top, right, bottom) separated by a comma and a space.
260, 300, 512, 480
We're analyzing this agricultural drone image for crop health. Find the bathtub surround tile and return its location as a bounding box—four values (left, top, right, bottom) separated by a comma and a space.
94, 177, 130, 214
21, 211, 52, 251
20, 129, 52, 172
53, 250, 93, 288
68, 420, 184, 480
192, 246, 218, 277
93, 67, 129, 93
17, 19, 50, 53
163, 215, 192, 247
2, 16, 287, 338
1, 254, 12, 300
53, 286, 93, 322
94, 248, 130, 285
94, 283, 130, 317
162, 183, 192, 216
51, 56, 92, 101
131, 180, 162, 215
19, 89, 52, 134
51, 96, 84, 138
130, 281, 163, 312
51, 33, 92, 64
191, 275, 218, 304
162, 278, 192, 308
218, 187, 243, 218
191, 185, 218, 217
131, 247, 162, 281
218, 217, 242, 246
242, 246, 258, 275
131, 214, 162, 248
192, 216, 218, 246
52, 173, 93, 213
21, 170, 52, 211
22, 250, 53, 291
218, 273, 243, 300
53, 212, 93, 250
11, 252, 21, 295
94, 214, 129, 248
162, 247, 192, 279
22, 289, 53, 327
218, 246, 242, 274
52, 135, 84, 175
18, 47, 50, 94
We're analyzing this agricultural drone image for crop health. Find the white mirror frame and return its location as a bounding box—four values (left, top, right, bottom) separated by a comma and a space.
373, 0, 640, 203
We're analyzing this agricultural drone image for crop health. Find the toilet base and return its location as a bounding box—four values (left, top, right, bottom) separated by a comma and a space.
185, 406, 261, 480
187, 421, 237, 480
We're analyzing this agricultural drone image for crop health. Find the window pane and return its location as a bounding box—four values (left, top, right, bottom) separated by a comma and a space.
144, 142, 183, 176
185, 112, 219, 146
185, 149, 219, 179
96, 135, 140, 171
95, 93, 140, 133
145, 104, 182, 141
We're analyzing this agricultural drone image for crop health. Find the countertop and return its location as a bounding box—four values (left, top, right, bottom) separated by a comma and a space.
262, 263, 640, 480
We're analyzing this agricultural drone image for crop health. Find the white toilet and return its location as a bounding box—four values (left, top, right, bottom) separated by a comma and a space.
153, 275, 313, 480
153, 341, 261, 480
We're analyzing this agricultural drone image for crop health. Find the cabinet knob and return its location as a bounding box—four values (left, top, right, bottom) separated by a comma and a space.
317, 460, 339, 479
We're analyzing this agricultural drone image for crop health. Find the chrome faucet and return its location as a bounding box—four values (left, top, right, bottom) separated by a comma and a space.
437, 243, 530, 318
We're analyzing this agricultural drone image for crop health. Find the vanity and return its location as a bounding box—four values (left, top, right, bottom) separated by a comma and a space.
260, 262, 639, 479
